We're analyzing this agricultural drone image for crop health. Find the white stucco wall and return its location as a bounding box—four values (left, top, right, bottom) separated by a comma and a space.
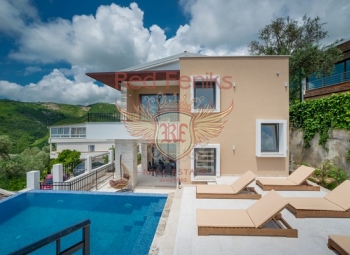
86, 122, 140, 140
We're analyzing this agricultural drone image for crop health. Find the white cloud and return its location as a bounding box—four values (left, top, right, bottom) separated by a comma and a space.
5, 0, 348, 72
0, 0, 349, 104
24, 66, 42, 75
0, 0, 38, 35
0, 67, 120, 105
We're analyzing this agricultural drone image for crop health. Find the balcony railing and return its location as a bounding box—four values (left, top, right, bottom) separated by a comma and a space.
307, 70, 350, 90
87, 112, 180, 122
88, 112, 120, 122
9, 219, 90, 255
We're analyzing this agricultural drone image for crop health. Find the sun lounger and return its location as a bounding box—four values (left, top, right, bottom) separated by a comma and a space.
287, 180, 350, 218
196, 171, 261, 199
197, 190, 297, 237
256, 165, 320, 191
328, 235, 350, 255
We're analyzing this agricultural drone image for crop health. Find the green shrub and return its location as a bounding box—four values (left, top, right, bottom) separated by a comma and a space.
137, 153, 141, 165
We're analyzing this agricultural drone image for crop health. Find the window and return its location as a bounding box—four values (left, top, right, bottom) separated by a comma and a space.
88, 145, 95, 152
71, 127, 86, 138
256, 120, 287, 157
324, 62, 344, 86
51, 127, 70, 138
190, 76, 220, 112
50, 127, 86, 138
261, 124, 279, 152
194, 81, 216, 109
346, 59, 350, 82
191, 144, 220, 180
140, 94, 179, 121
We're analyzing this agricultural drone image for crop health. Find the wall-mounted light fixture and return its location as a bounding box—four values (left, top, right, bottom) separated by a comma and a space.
284, 82, 288, 88
233, 82, 236, 89
232, 145, 236, 151
276, 72, 280, 77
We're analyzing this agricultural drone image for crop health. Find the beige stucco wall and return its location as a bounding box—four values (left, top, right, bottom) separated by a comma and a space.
179, 56, 290, 182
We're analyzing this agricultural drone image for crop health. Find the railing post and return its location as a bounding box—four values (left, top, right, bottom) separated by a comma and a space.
85, 156, 92, 173
26, 170, 40, 190
108, 150, 114, 164
83, 224, 90, 254
52, 164, 63, 190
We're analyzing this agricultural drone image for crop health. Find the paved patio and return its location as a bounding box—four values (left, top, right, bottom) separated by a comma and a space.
93, 172, 350, 254
155, 176, 350, 255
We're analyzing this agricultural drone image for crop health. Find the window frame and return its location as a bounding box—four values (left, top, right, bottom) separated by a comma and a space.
191, 144, 220, 181
256, 119, 287, 157
88, 145, 95, 152
190, 75, 220, 113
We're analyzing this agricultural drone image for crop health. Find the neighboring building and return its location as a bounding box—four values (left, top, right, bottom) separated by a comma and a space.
86, 52, 290, 188
49, 123, 115, 159
305, 38, 350, 99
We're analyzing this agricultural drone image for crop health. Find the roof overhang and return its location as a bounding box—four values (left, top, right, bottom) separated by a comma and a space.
86, 70, 180, 91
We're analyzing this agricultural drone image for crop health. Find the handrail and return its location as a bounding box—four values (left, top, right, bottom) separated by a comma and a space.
9, 219, 91, 255
307, 70, 350, 90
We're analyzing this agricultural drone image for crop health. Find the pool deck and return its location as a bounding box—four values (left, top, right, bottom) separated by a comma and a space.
152, 176, 350, 255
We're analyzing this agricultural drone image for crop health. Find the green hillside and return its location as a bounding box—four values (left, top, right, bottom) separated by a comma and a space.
0, 99, 117, 153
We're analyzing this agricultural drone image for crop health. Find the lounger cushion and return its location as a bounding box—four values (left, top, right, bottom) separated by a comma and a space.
287, 197, 344, 211
231, 171, 256, 193
247, 190, 287, 228
257, 178, 296, 186
197, 209, 255, 228
324, 180, 350, 210
196, 185, 234, 195
287, 165, 315, 185
329, 235, 350, 253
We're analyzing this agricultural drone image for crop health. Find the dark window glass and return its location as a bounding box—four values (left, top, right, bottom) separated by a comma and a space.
324, 62, 345, 86
194, 148, 216, 176
261, 124, 279, 152
307, 73, 323, 90
346, 59, 350, 82
194, 81, 216, 109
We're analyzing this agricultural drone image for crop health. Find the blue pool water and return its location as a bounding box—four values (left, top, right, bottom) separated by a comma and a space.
0, 190, 167, 255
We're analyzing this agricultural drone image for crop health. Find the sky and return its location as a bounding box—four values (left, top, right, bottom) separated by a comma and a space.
0, 0, 349, 105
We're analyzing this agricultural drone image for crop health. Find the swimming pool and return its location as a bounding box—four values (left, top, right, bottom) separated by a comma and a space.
0, 190, 167, 254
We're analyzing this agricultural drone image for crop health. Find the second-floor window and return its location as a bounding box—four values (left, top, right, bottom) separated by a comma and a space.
140, 94, 179, 121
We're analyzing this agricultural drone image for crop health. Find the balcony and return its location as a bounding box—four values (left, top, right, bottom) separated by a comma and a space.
50, 126, 86, 138
88, 113, 120, 122
305, 70, 350, 99
87, 112, 179, 122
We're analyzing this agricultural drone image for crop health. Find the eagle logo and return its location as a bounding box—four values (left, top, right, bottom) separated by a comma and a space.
116, 94, 233, 160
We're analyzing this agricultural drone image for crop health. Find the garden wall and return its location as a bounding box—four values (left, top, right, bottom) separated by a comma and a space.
290, 129, 350, 174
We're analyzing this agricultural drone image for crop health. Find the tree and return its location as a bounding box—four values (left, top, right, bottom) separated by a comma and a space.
0, 135, 11, 160
50, 149, 81, 170
248, 15, 343, 101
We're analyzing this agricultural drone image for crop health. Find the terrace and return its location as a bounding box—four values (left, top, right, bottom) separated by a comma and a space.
89, 174, 350, 254
2, 171, 350, 254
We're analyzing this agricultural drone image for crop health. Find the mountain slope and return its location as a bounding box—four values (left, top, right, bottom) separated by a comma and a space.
0, 99, 118, 153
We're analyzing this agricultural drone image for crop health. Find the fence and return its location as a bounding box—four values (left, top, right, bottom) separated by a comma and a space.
88, 112, 120, 122
307, 70, 350, 90
40, 162, 114, 191
9, 219, 90, 255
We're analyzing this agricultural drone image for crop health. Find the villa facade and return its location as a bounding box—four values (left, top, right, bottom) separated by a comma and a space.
83, 52, 290, 188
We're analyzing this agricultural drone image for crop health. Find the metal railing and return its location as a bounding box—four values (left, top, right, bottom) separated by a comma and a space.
87, 112, 180, 122
307, 70, 350, 90
63, 159, 86, 180
9, 219, 91, 255
88, 112, 120, 122
40, 163, 114, 191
